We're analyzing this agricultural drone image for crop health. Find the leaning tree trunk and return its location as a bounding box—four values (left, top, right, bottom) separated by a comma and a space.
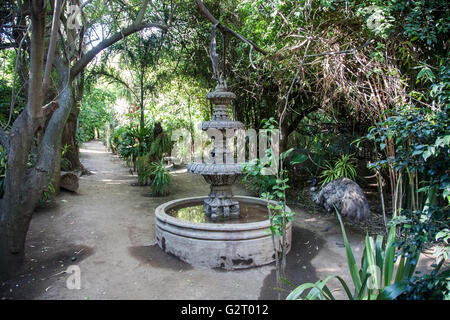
61, 69, 85, 172
0, 0, 168, 277
0, 59, 73, 277
0, 2, 47, 276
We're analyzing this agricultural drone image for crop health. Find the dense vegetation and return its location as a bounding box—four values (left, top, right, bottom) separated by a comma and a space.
0, 0, 448, 299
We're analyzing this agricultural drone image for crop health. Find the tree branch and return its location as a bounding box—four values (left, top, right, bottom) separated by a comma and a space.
305, 39, 374, 58
91, 69, 139, 100
136, 0, 150, 25
70, 22, 167, 80
42, 0, 62, 97
194, 0, 267, 56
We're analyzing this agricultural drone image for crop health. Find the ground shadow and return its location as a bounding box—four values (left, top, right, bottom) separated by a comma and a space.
259, 225, 325, 299
0, 244, 93, 300
128, 244, 193, 272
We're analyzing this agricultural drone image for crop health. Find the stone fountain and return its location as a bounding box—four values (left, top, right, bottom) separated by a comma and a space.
154, 80, 293, 270
186, 80, 243, 221
154, 23, 291, 270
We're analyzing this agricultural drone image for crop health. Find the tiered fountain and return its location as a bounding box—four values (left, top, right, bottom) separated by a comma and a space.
154, 25, 292, 269
154, 79, 292, 270
186, 79, 243, 221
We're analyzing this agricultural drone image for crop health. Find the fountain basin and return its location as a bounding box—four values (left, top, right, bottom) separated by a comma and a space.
155, 196, 292, 270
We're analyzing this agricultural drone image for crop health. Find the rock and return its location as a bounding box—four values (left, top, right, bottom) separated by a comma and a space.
309, 177, 370, 222
60, 171, 81, 192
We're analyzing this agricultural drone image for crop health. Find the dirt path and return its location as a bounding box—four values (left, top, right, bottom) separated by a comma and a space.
0, 140, 435, 300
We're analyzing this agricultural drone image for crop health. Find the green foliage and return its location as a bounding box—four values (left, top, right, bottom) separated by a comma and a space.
287, 211, 420, 300
109, 126, 127, 155
319, 154, 357, 186
242, 118, 278, 195
61, 144, 72, 171
136, 154, 153, 186
40, 182, 56, 206
149, 132, 172, 161
391, 205, 449, 260
242, 159, 277, 195
398, 259, 450, 300
364, 104, 449, 234
77, 86, 117, 143
136, 155, 171, 195
0, 50, 26, 126
117, 122, 154, 163
397, 0, 450, 49
149, 159, 171, 197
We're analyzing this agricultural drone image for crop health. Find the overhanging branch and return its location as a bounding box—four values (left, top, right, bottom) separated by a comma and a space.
70, 22, 168, 80
194, 0, 267, 56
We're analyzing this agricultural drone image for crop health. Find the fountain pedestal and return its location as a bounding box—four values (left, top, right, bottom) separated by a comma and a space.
187, 81, 244, 220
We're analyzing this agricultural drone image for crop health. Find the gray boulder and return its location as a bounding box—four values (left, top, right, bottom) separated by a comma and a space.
309, 177, 370, 222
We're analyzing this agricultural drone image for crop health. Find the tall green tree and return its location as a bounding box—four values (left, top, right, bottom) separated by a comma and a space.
0, 0, 169, 276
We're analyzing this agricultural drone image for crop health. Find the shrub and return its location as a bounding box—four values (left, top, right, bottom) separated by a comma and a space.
149, 131, 172, 161
149, 159, 171, 196
117, 123, 154, 170
136, 154, 153, 186
319, 154, 357, 186
287, 211, 420, 300
242, 158, 277, 196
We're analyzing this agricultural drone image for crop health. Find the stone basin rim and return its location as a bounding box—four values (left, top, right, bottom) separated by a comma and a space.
155, 195, 289, 232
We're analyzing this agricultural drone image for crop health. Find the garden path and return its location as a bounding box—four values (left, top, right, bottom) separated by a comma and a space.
0, 140, 435, 300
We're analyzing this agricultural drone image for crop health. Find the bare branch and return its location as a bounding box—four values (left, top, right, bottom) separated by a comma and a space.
194, 0, 267, 56
305, 39, 374, 58
91, 69, 139, 101
42, 0, 62, 97
70, 22, 167, 80
3, 23, 31, 129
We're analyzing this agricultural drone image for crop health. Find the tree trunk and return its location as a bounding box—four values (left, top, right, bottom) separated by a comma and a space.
61, 69, 85, 172
0, 60, 74, 276
0, 0, 167, 276
139, 61, 145, 130
61, 105, 82, 170
0, 1, 51, 276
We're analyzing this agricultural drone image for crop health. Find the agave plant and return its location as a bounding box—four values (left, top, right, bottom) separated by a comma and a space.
286, 210, 420, 300
320, 154, 357, 186
150, 159, 171, 196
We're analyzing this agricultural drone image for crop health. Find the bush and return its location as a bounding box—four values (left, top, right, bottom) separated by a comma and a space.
149, 159, 171, 196
287, 211, 420, 300
149, 131, 172, 161
398, 259, 450, 300
116, 123, 154, 170
242, 158, 277, 196
136, 154, 153, 186
319, 153, 357, 186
